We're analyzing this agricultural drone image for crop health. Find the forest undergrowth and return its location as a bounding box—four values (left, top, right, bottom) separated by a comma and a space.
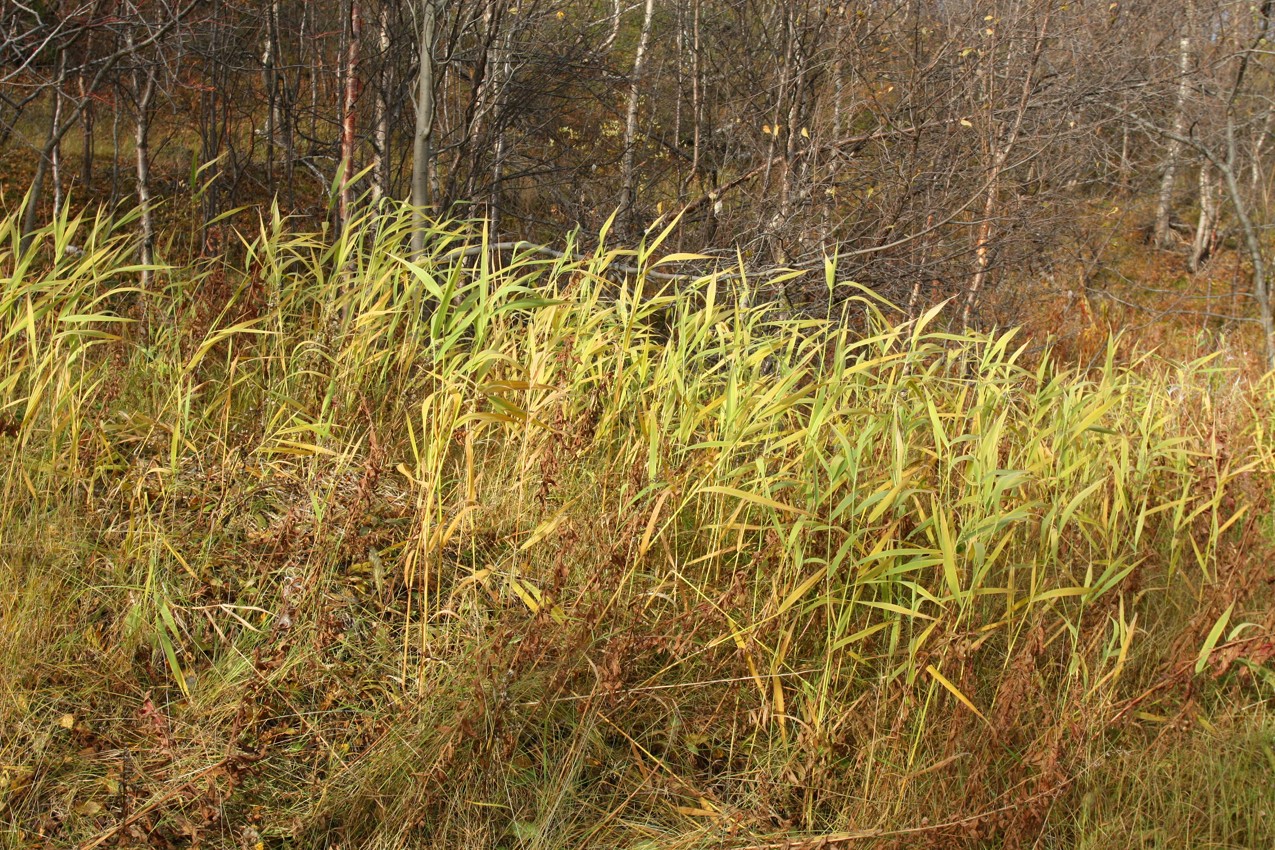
1, 205, 1273, 849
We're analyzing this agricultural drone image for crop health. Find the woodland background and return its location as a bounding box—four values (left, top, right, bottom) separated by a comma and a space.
5, 0, 1275, 355
2, 3, 1275, 850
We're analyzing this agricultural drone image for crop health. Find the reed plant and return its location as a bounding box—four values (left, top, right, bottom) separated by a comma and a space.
1, 205, 1272, 849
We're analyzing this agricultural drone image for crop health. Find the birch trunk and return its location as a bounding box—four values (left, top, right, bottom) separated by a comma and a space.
263, 0, 279, 189
687, 0, 702, 188
133, 67, 157, 289
1189, 163, 1218, 273
338, 0, 362, 234
962, 5, 1051, 331
20, 55, 67, 254
1154, 1, 1194, 249
1216, 119, 1275, 367
372, 1, 392, 207
50, 67, 64, 220
603, 0, 622, 51
110, 85, 122, 205
620, 0, 656, 237
78, 73, 93, 188
489, 24, 513, 233
411, 0, 439, 258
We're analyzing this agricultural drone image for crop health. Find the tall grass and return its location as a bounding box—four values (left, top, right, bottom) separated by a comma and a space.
1, 205, 1272, 849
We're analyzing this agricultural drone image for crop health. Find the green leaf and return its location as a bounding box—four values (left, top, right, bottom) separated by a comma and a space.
1195, 602, 1234, 675
927, 664, 987, 723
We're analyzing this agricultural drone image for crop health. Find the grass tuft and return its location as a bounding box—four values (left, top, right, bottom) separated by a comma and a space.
2, 206, 1272, 849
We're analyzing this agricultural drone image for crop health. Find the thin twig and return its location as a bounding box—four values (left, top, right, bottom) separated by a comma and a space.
77, 759, 230, 850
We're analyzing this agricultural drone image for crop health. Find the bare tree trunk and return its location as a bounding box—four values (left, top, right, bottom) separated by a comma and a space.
489, 23, 513, 233
338, 0, 362, 234
78, 73, 93, 188
110, 85, 122, 205
411, 0, 439, 258
1154, 1, 1193, 249
1189, 162, 1218, 273
1251, 101, 1274, 194
603, 0, 622, 52
909, 212, 936, 318
262, 0, 281, 191
371, 0, 392, 208
962, 4, 1051, 332
458, 0, 501, 203
1214, 119, 1275, 367
273, 0, 296, 205
686, 0, 702, 188
1118, 92, 1131, 190
133, 65, 157, 289
23, 143, 52, 252
1119, 122, 1131, 189
15, 0, 195, 253
963, 177, 1000, 331
50, 65, 64, 220
200, 0, 224, 251
20, 53, 67, 253
832, 15, 846, 140
620, 0, 656, 237
761, 6, 794, 206
1138, 54, 1275, 365
774, 12, 809, 262
304, 3, 320, 157
673, 0, 683, 153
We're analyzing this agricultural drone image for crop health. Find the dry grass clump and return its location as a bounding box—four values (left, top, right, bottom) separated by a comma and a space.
1, 206, 1272, 849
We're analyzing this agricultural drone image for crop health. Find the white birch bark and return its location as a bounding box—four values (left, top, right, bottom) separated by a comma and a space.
620, 0, 656, 237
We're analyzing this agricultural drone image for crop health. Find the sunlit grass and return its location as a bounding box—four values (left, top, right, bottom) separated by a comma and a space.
1, 204, 1272, 849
